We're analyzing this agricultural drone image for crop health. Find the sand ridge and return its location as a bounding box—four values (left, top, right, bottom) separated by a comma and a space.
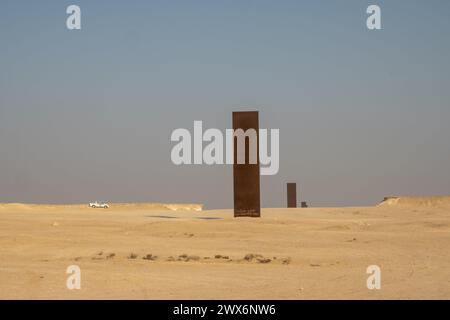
0, 202, 203, 212
378, 195, 450, 208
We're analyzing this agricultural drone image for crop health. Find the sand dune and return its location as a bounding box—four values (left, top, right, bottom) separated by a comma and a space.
378, 195, 450, 207
0, 202, 203, 212
0, 198, 449, 299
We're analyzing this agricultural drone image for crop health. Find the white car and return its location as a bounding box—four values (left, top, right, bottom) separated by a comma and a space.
89, 202, 109, 209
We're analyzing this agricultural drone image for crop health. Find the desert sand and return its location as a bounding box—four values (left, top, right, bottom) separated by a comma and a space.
0, 197, 449, 299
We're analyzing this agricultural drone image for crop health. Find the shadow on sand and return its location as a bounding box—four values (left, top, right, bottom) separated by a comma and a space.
145, 215, 222, 220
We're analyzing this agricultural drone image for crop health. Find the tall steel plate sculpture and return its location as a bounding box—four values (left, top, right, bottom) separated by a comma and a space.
232, 111, 261, 217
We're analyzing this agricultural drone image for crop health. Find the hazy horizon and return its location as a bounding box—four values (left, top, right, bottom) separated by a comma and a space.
1, 0, 450, 209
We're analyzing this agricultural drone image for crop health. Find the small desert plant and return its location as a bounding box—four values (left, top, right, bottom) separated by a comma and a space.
143, 254, 157, 261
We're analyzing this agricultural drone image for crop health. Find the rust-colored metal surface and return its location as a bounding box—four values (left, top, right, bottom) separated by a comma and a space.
287, 183, 297, 208
232, 111, 261, 217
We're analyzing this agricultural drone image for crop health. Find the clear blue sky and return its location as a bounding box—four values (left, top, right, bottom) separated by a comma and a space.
1, 0, 449, 208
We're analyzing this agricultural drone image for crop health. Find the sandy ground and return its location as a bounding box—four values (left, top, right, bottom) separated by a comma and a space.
0, 199, 449, 299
